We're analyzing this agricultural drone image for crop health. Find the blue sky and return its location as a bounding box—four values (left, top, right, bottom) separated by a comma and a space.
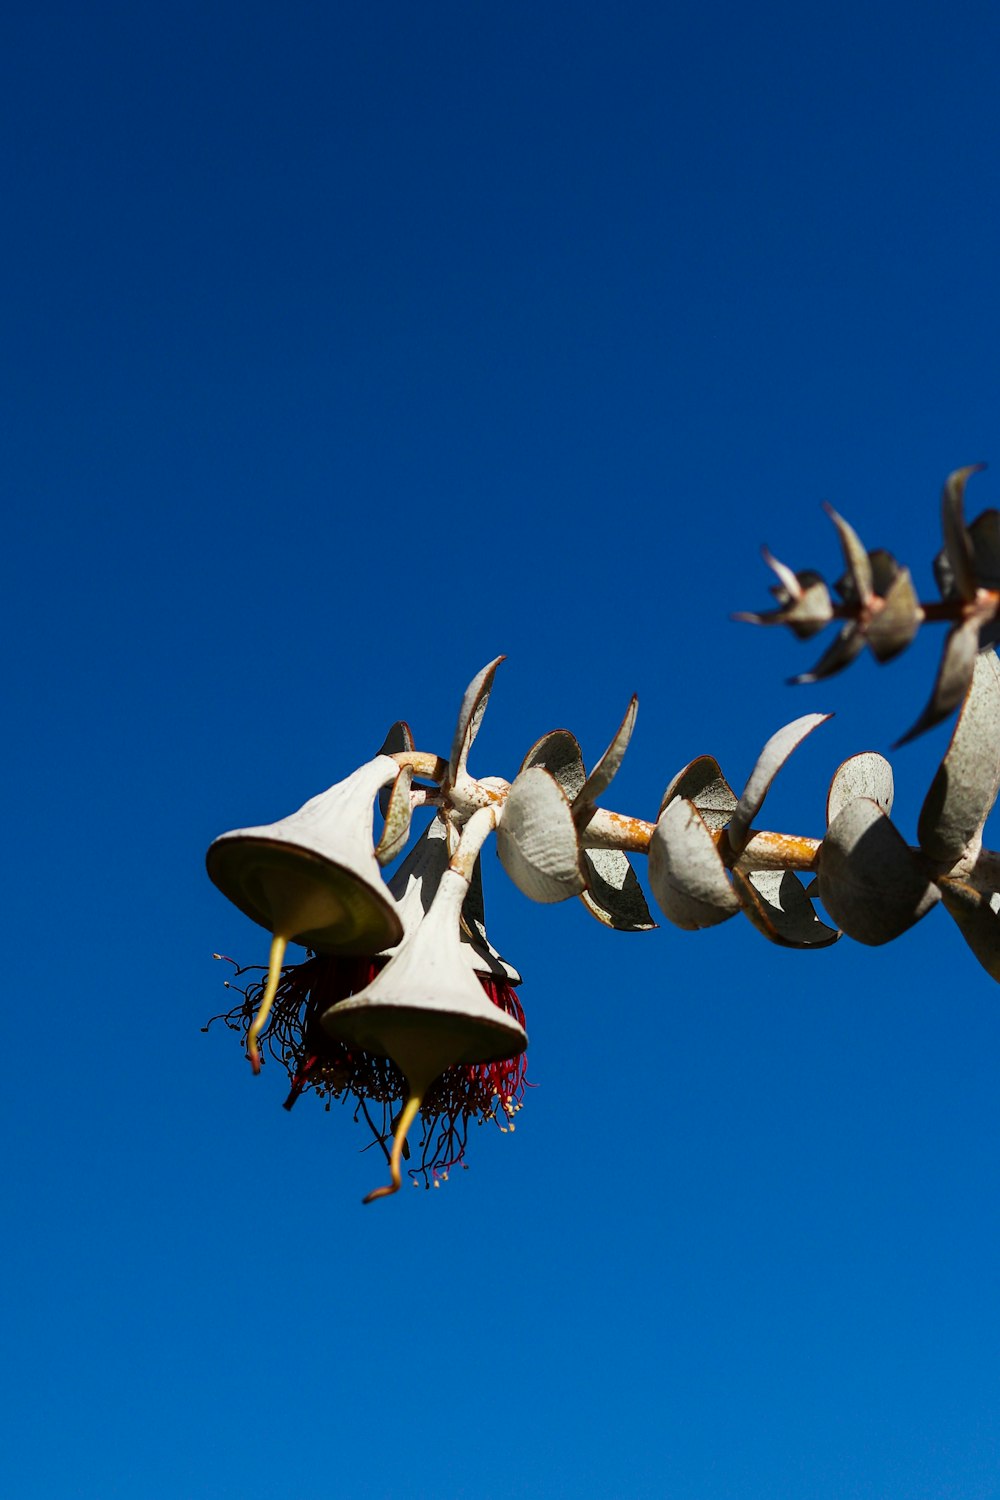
5, 3, 1000, 1496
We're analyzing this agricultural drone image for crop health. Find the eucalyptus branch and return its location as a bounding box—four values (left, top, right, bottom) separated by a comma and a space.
205, 467, 1000, 1200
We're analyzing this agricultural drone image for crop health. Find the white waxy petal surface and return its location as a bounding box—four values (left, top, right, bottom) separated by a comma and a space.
206, 755, 402, 952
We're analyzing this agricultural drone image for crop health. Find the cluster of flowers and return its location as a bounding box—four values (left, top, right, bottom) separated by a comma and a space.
206, 472, 1000, 1202
205, 940, 527, 1191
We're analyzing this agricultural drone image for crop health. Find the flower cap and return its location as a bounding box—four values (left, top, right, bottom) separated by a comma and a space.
206, 755, 403, 954
323, 863, 527, 1202
386, 813, 521, 982
324, 867, 526, 1085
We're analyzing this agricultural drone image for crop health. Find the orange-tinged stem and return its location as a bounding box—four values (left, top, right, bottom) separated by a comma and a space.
389, 750, 448, 781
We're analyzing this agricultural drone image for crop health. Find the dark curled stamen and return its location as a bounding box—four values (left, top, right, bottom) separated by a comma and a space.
205, 956, 530, 1185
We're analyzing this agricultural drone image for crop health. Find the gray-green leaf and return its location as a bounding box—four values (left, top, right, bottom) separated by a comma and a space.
579, 847, 656, 931
728, 712, 831, 855
818, 798, 940, 944
894, 618, 981, 747
575, 697, 638, 812
659, 754, 738, 831
824, 503, 873, 604
938, 879, 1000, 985
733, 868, 840, 948
449, 656, 504, 782
827, 752, 894, 824
374, 765, 414, 866
521, 728, 587, 800
497, 766, 586, 903
648, 798, 741, 930
917, 649, 1000, 866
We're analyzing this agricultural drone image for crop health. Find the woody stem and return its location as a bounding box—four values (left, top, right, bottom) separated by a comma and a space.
390, 750, 449, 781
391, 762, 1000, 893
579, 807, 823, 867
580, 805, 1000, 892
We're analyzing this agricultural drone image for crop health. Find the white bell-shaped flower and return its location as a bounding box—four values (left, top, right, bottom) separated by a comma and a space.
323, 863, 527, 1201
206, 755, 404, 1072
386, 813, 521, 982
207, 755, 403, 952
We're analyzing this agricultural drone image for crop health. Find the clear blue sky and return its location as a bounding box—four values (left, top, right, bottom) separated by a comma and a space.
5, 3, 1000, 1496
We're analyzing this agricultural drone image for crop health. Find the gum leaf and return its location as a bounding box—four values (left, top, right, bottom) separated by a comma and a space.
865, 562, 922, 663
659, 754, 738, 832
575, 696, 638, 812
377, 720, 415, 815
791, 623, 865, 684
827, 752, 894, 825
496, 766, 586, 903
824, 504, 873, 604
938, 879, 1000, 984
521, 729, 587, 801
969, 509, 1000, 590
374, 765, 414, 866
893, 618, 981, 747
917, 649, 1000, 866
732, 868, 840, 948
579, 847, 656, 931
940, 465, 984, 604
818, 798, 940, 944
648, 797, 741, 930
449, 656, 504, 783
727, 712, 831, 854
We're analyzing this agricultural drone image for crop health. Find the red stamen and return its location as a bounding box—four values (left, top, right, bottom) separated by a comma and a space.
206, 952, 530, 1189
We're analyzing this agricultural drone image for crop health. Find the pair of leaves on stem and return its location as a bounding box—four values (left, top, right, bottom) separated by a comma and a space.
377, 658, 653, 931
496, 698, 656, 931
374, 649, 1000, 982
819, 653, 1000, 971
647, 713, 839, 948
374, 656, 508, 865
739, 504, 921, 673
915, 466, 1000, 745
741, 466, 1000, 744
650, 651, 1000, 960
